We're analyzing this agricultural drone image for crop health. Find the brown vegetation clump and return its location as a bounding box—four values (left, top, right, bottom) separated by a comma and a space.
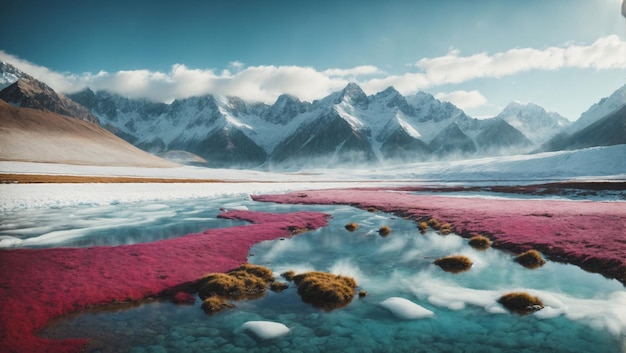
433, 255, 473, 273
345, 222, 359, 232
514, 250, 546, 269
281, 270, 295, 281
201, 296, 235, 314
292, 271, 358, 310
418, 222, 429, 234
197, 264, 275, 300
439, 223, 453, 235
427, 218, 442, 230
228, 263, 275, 282
270, 281, 289, 292
378, 226, 391, 237
468, 235, 491, 250
367, 207, 377, 213
498, 292, 544, 315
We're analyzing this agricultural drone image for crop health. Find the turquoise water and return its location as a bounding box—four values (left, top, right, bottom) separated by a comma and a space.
38, 199, 626, 352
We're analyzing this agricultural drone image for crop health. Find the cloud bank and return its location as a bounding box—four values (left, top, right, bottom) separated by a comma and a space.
1, 35, 624, 107
435, 90, 488, 110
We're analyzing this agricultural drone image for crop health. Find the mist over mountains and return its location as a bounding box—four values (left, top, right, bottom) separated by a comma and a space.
1, 61, 624, 168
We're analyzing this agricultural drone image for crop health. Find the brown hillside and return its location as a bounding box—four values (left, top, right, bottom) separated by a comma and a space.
0, 99, 178, 167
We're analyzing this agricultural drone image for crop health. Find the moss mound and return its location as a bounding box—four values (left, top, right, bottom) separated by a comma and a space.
427, 218, 442, 229
281, 270, 295, 281
197, 264, 274, 300
228, 263, 275, 282
201, 296, 235, 314
270, 281, 289, 292
345, 222, 359, 232
292, 271, 357, 310
498, 292, 544, 315
439, 223, 453, 235
378, 226, 391, 237
514, 250, 546, 269
434, 255, 473, 273
468, 235, 491, 250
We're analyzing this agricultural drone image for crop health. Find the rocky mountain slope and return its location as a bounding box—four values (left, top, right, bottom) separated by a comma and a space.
0, 77, 98, 124
539, 105, 626, 152
538, 84, 626, 152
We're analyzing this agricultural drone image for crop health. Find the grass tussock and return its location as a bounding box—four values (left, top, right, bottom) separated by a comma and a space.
270, 281, 289, 292
201, 296, 235, 314
418, 222, 429, 234
514, 250, 546, 269
345, 222, 359, 232
498, 292, 544, 315
434, 255, 473, 273
439, 223, 453, 235
281, 270, 295, 281
378, 226, 391, 237
292, 271, 358, 310
197, 264, 275, 300
468, 235, 491, 250
427, 218, 442, 230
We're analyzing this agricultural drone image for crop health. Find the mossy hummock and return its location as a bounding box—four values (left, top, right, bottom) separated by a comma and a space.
515, 249, 546, 269
498, 292, 544, 315
433, 255, 473, 273
468, 235, 491, 250
292, 271, 358, 310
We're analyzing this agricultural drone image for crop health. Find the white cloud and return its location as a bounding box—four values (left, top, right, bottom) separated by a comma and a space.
415, 35, 626, 85
435, 90, 488, 110
1, 35, 624, 104
322, 65, 383, 77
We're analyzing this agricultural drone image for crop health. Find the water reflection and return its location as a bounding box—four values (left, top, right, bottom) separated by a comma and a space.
38, 199, 625, 352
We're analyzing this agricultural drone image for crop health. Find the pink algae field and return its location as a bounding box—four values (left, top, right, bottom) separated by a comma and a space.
253, 188, 626, 286
0, 210, 329, 353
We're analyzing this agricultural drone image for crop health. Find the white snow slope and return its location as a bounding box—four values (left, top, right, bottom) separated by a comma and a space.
1, 145, 624, 212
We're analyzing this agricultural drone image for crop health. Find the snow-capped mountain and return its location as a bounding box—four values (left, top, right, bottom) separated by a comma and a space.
538, 84, 626, 153
567, 84, 626, 134
0, 62, 31, 90
495, 101, 570, 145
0, 77, 98, 124
67, 82, 544, 167
539, 104, 626, 152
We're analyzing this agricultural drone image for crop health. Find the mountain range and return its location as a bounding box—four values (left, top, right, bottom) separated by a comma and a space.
1, 61, 624, 168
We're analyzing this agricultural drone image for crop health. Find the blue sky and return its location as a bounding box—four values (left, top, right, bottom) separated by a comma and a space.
1, 0, 625, 120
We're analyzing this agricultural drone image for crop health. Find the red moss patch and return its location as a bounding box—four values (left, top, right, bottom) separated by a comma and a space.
253, 188, 626, 285
0, 210, 329, 353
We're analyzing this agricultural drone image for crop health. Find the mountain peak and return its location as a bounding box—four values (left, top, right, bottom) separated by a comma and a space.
263, 93, 308, 125
496, 100, 569, 145
0, 61, 32, 90
0, 77, 99, 124
338, 82, 368, 109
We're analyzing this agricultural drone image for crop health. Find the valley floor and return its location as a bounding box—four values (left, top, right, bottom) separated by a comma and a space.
0, 146, 624, 352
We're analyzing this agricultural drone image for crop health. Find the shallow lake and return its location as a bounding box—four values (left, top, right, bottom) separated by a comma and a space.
28, 194, 626, 353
